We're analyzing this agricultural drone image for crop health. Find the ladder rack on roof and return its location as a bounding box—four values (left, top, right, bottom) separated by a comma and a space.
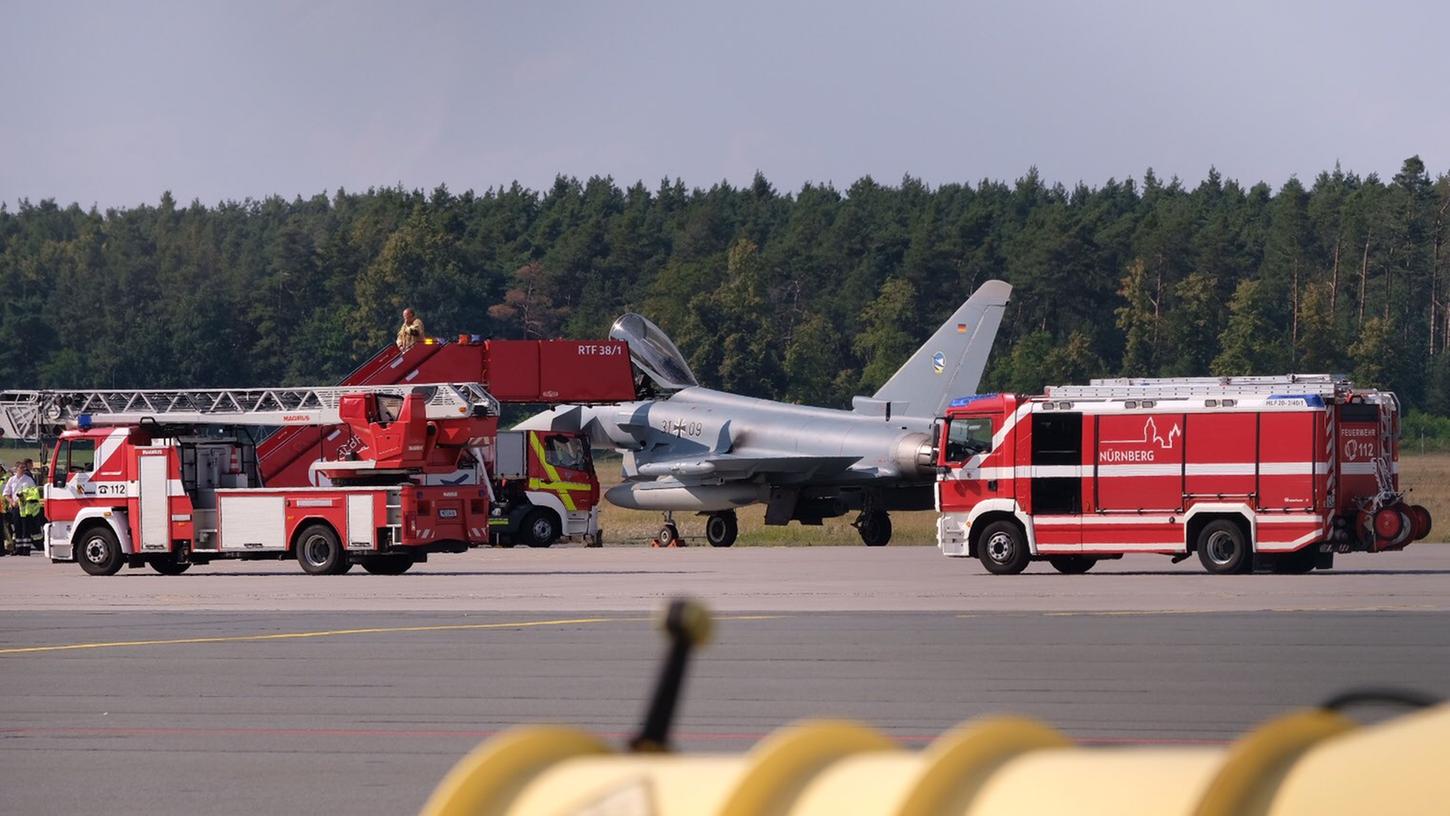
1043, 374, 1351, 401
0, 383, 499, 441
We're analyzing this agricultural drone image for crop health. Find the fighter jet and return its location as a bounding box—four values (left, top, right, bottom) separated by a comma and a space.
516, 280, 1011, 546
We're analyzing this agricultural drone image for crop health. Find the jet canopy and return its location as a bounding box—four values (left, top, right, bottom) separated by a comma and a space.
610, 313, 698, 392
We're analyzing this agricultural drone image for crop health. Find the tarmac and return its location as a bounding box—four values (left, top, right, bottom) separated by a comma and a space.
2, 545, 1448, 814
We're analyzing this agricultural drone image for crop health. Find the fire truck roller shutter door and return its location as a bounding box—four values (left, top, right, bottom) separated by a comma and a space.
137, 450, 170, 553
1185, 413, 1257, 500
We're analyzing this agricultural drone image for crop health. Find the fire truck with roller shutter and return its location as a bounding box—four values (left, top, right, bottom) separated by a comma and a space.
0, 383, 500, 575
934, 375, 1431, 575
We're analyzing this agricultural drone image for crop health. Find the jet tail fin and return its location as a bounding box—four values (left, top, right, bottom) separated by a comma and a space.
869, 279, 1011, 417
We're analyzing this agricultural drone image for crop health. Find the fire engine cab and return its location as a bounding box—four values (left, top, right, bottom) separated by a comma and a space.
935, 375, 1431, 575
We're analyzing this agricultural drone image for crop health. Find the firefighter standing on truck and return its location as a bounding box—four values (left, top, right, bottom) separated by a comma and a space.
396, 308, 425, 352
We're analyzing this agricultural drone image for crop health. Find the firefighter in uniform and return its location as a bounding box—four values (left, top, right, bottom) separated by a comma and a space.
396, 308, 425, 352
4, 459, 36, 555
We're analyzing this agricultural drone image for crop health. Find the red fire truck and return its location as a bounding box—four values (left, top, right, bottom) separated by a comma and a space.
257, 336, 635, 547
935, 375, 1431, 575
2, 383, 499, 575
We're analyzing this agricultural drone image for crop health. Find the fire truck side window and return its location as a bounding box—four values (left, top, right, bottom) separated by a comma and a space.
375, 394, 403, 424
546, 436, 588, 470
56, 439, 96, 485
945, 418, 993, 463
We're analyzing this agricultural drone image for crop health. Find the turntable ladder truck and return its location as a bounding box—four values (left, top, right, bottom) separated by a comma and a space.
0, 383, 500, 576
254, 335, 638, 547
934, 374, 1431, 575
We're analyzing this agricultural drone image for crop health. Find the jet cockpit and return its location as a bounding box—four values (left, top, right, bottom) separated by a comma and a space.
610, 313, 698, 393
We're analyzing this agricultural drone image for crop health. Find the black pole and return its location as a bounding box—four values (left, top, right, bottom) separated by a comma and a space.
629, 598, 711, 752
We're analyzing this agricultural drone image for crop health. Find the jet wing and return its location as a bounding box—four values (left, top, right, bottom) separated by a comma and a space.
633, 453, 860, 480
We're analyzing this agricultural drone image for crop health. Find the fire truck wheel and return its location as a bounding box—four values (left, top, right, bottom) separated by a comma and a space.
1197, 520, 1251, 575
1048, 556, 1096, 575
522, 510, 561, 548
856, 511, 892, 547
705, 511, 738, 548
361, 556, 414, 575
77, 526, 124, 576
977, 520, 1029, 574
149, 555, 191, 575
296, 524, 347, 575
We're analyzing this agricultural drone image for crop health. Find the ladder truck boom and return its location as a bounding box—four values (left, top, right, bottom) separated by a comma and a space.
0, 383, 498, 440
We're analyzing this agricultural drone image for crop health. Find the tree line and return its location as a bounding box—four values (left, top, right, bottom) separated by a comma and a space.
2, 158, 1448, 416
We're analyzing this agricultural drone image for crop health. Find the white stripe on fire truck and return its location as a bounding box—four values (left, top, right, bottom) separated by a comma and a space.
953, 463, 1327, 480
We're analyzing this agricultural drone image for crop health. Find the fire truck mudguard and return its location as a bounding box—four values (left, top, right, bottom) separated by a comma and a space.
935, 376, 1429, 574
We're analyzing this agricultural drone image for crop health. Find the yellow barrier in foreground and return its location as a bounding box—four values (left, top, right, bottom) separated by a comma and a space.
422, 601, 1444, 816
421, 703, 1448, 816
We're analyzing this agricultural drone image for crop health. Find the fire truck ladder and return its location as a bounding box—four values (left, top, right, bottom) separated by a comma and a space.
1044, 374, 1349, 400
0, 383, 500, 441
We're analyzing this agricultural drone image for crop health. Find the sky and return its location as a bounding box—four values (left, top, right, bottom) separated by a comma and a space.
2, 0, 1447, 209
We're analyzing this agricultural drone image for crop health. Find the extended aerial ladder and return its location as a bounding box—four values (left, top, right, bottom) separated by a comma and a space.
0, 383, 498, 442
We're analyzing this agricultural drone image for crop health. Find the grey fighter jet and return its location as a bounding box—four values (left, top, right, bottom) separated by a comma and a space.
516, 280, 1011, 546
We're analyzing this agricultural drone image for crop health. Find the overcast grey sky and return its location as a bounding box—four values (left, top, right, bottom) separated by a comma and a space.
2, 0, 1446, 208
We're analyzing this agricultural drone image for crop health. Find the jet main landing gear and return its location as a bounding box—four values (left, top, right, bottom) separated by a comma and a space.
854, 510, 892, 547
704, 510, 738, 548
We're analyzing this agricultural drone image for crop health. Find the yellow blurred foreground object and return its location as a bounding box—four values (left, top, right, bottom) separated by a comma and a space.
421, 703, 1450, 816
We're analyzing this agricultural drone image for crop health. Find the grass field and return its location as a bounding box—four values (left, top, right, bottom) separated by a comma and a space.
596, 453, 1450, 546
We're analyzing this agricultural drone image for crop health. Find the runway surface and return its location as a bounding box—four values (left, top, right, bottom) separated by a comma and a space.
2, 544, 1449, 612
2, 546, 1448, 814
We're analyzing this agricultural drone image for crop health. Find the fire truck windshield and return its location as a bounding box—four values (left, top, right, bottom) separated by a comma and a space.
945, 417, 993, 463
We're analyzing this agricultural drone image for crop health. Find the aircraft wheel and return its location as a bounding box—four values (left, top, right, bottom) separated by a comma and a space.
296, 524, 347, 575
77, 526, 124, 576
1197, 520, 1251, 575
361, 556, 414, 575
855, 511, 892, 547
150, 554, 192, 575
705, 511, 738, 548
522, 510, 561, 548
657, 522, 680, 546
977, 520, 1028, 574
1048, 556, 1096, 575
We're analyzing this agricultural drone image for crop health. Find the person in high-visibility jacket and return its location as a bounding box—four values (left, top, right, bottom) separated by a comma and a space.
4, 459, 36, 555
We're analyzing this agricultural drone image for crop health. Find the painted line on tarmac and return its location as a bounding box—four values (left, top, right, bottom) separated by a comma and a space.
0, 614, 785, 656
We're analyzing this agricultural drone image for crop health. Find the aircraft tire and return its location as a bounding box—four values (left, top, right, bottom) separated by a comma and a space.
1048, 556, 1096, 575
361, 556, 414, 575
77, 525, 124, 576
522, 510, 561, 548
977, 520, 1029, 574
705, 511, 738, 548
149, 554, 192, 575
657, 522, 680, 547
857, 511, 892, 547
296, 523, 347, 575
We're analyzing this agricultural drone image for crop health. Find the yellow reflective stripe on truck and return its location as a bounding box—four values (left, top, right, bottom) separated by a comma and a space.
527, 432, 591, 511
